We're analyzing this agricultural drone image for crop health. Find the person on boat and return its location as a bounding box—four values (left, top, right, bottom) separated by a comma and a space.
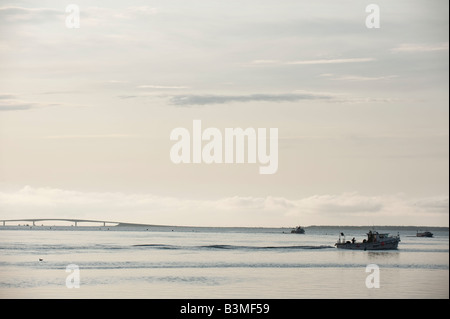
351, 237, 356, 244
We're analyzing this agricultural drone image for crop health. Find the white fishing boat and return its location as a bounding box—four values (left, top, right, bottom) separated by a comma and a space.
335, 230, 400, 250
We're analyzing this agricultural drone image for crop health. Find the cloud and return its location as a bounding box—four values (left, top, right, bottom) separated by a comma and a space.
107, 80, 129, 84
391, 42, 449, 53
169, 92, 333, 106
410, 196, 449, 213
0, 94, 33, 111
0, 186, 447, 227
250, 58, 376, 66
138, 85, 189, 89
42, 134, 140, 139
167, 91, 401, 106
250, 60, 281, 65
286, 58, 376, 65
0, 94, 16, 99
113, 6, 157, 18
118, 95, 140, 99
0, 5, 157, 26
0, 94, 59, 111
81, 6, 157, 27
0, 101, 38, 111
316, 73, 399, 82
330, 75, 398, 82
0, 6, 62, 23
293, 193, 384, 214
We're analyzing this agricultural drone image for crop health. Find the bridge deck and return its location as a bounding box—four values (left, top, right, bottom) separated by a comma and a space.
0, 218, 119, 226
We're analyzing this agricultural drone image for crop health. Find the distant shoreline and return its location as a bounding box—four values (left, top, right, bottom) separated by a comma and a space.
0, 223, 447, 232
1, 218, 447, 230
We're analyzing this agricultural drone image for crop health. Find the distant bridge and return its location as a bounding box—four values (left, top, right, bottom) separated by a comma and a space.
0, 218, 121, 227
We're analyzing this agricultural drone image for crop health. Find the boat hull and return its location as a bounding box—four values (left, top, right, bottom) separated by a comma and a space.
416, 232, 433, 238
290, 226, 305, 234
335, 239, 399, 250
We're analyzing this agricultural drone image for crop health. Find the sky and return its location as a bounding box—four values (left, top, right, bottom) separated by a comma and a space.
0, 0, 448, 227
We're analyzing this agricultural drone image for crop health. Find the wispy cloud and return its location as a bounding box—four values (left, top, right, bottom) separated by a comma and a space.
107, 80, 129, 84
0, 94, 57, 111
250, 60, 281, 65
42, 134, 140, 139
138, 85, 189, 89
0, 5, 157, 26
391, 42, 449, 53
169, 92, 333, 106
286, 57, 376, 65
0, 94, 64, 111
118, 95, 140, 99
0, 102, 37, 111
167, 91, 400, 106
250, 57, 376, 66
0, 6, 62, 23
113, 6, 157, 18
330, 75, 398, 82
82, 6, 157, 27
0, 94, 16, 100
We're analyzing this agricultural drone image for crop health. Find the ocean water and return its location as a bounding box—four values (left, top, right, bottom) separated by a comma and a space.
0, 226, 448, 299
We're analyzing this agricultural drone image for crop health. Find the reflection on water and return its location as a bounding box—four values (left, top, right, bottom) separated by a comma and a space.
367, 251, 400, 260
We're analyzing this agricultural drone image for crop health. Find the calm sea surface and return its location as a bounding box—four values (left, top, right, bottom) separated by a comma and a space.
0, 226, 448, 299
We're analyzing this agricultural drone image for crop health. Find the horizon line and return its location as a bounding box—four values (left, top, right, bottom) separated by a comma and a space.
0, 219, 447, 229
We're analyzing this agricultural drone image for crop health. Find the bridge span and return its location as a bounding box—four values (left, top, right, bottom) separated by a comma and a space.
0, 218, 120, 227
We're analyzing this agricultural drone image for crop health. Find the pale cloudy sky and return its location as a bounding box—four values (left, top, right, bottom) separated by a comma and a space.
0, 0, 448, 226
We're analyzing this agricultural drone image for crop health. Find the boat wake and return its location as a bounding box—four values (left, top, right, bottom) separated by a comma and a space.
133, 244, 334, 250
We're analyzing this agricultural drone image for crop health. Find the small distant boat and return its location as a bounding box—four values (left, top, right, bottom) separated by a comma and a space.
335, 230, 400, 250
291, 226, 305, 234
416, 231, 433, 238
